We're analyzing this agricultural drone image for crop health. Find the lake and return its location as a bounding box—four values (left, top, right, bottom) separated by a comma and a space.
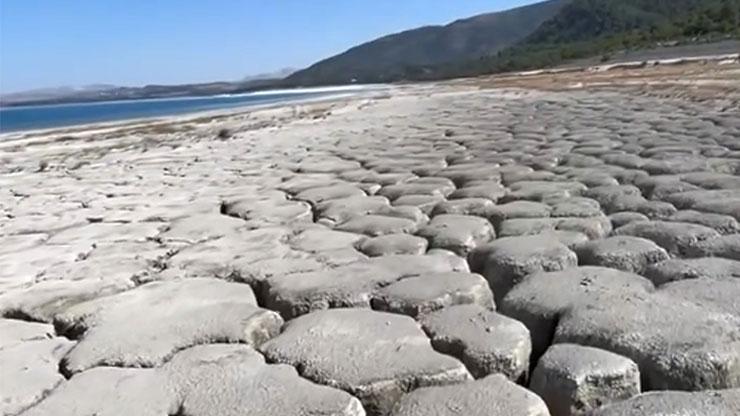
0, 85, 374, 133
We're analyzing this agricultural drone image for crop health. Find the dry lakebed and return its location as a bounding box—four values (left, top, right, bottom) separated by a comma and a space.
1, 58, 740, 416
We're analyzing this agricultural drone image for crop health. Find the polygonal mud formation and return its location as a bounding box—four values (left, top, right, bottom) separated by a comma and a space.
276, 174, 348, 195
23, 344, 366, 416
548, 197, 603, 218
7, 66, 740, 416
295, 158, 362, 174
685, 234, 740, 260
260, 308, 471, 416
0, 320, 75, 415
377, 181, 455, 201
497, 217, 556, 237
500, 266, 654, 359
220, 196, 313, 226
643, 257, 740, 286
314, 195, 391, 225
530, 344, 640, 416
425, 248, 471, 272
614, 220, 720, 256
667, 210, 740, 235
0, 278, 134, 323
447, 182, 506, 201
554, 216, 613, 240
469, 235, 578, 304
589, 389, 740, 416
573, 236, 669, 274
486, 201, 552, 231
608, 212, 649, 229
164, 344, 366, 416
692, 198, 740, 221
375, 205, 430, 227
430, 198, 495, 218
262, 254, 467, 319
584, 185, 642, 210
646, 180, 701, 200
157, 213, 251, 244
371, 272, 494, 317
681, 172, 740, 190
54, 278, 283, 375
420, 304, 531, 381
392, 194, 447, 215
436, 164, 502, 187
357, 234, 428, 257
290, 227, 367, 253
501, 181, 587, 203
161, 227, 301, 281
337, 215, 420, 237
417, 214, 495, 256
294, 184, 367, 205
660, 277, 740, 318
390, 374, 550, 416
537, 230, 590, 250
19, 367, 175, 416
554, 292, 740, 390
661, 189, 740, 212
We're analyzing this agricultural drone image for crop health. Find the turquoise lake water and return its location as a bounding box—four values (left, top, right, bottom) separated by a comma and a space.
0, 87, 369, 133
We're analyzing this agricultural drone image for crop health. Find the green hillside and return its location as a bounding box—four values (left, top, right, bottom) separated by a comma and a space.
284, 0, 567, 86
284, 0, 740, 85
425, 0, 740, 79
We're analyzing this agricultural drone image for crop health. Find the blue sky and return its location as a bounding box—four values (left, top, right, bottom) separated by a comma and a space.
1, 0, 538, 93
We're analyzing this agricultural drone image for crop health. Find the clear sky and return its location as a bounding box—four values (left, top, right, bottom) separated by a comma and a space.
1, 0, 538, 93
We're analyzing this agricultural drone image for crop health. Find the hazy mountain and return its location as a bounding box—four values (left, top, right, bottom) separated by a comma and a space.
284, 0, 567, 85
0, 85, 117, 105
0, 72, 289, 107
242, 67, 296, 82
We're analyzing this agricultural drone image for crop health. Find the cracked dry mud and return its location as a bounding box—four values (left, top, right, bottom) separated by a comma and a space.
2, 62, 740, 416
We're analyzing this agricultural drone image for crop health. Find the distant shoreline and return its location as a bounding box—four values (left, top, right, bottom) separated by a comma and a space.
0, 85, 386, 134
0, 85, 390, 139
0, 83, 380, 109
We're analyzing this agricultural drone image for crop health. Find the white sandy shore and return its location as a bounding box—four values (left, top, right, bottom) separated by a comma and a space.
0, 84, 393, 142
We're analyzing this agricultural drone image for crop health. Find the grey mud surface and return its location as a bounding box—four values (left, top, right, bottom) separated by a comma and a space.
1, 66, 740, 415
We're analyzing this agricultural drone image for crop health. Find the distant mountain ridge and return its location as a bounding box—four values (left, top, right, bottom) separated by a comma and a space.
1, 69, 296, 107
284, 0, 567, 85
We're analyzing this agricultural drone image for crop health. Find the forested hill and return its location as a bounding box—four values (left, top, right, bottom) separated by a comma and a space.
284, 0, 740, 85
283, 0, 567, 86
525, 0, 715, 44
432, 0, 740, 79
